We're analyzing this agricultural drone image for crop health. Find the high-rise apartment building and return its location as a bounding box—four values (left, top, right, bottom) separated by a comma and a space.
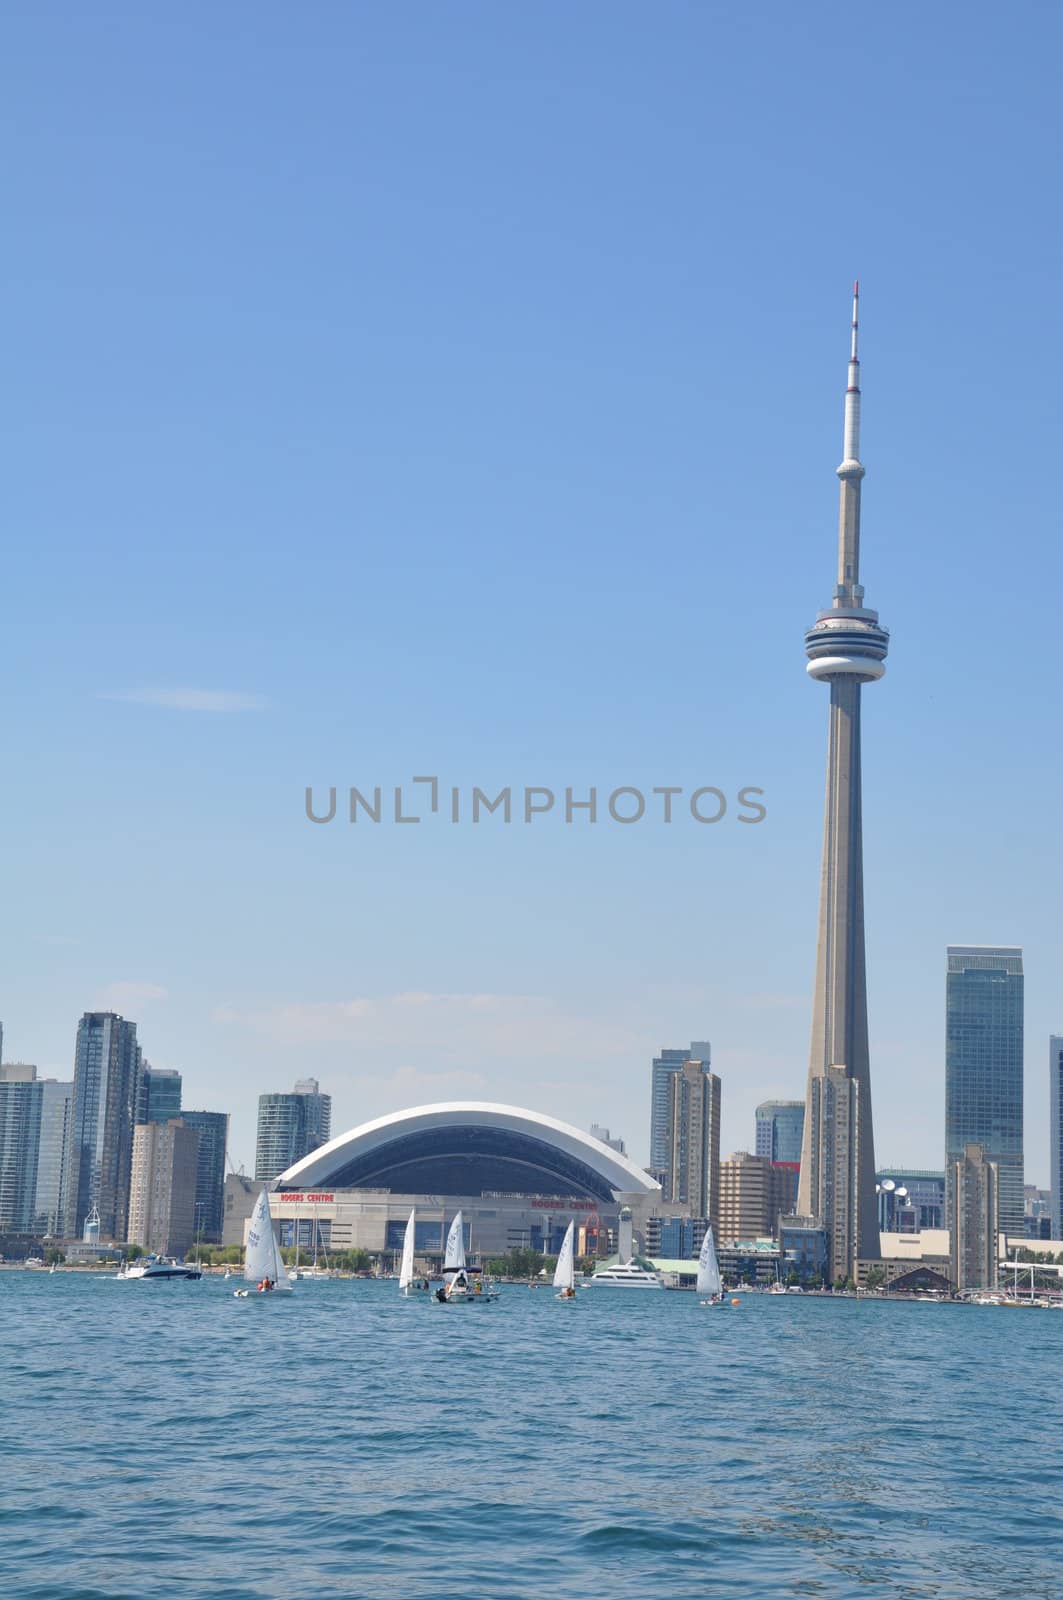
650, 1042, 711, 1176
64, 1012, 143, 1241
950, 1143, 999, 1293
665, 1058, 721, 1231
797, 287, 887, 1283
718, 1152, 772, 1244
718, 1151, 799, 1244
1050, 1037, 1063, 1240
181, 1110, 229, 1243
140, 1065, 182, 1124
34, 1078, 73, 1235
754, 1101, 805, 1164
256, 1078, 332, 1181
128, 1119, 200, 1257
945, 947, 1024, 1239
0, 1065, 44, 1232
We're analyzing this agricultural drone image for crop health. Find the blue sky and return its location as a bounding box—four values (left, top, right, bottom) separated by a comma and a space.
2, 4, 1061, 1180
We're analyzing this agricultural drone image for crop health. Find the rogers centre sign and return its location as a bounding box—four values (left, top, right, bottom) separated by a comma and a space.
278, 1192, 335, 1204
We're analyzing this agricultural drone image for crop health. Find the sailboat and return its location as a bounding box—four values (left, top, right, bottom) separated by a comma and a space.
233, 1190, 293, 1299
434, 1210, 497, 1305
553, 1221, 577, 1300
399, 1208, 430, 1295
696, 1224, 723, 1306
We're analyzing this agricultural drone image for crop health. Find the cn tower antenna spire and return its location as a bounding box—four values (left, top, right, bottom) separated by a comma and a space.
835, 279, 866, 604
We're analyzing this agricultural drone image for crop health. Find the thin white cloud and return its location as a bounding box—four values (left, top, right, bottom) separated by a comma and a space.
102, 689, 268, 713
95, 981, 169, 1013
210, 991, 640, 1060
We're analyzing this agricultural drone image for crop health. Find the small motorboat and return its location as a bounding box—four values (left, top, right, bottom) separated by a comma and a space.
116, 1255, 202, 1281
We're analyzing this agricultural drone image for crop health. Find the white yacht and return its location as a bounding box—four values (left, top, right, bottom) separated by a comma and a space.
116, 1255, 202, 1281
585, 1260, 663, 1290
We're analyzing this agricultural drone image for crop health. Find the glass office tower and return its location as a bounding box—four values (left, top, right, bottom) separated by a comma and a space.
945, 947, 1024, 1240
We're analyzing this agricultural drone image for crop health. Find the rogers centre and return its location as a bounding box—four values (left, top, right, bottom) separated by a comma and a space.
223, 1101, 661, 1260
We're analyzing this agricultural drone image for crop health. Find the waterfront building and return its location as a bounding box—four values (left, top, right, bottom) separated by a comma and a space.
656, 1215, 708, 1258
945, 947, 1024, 1238
665, 1058, 721, 1232
255, 1077, 332, 1181
0, 1064, 44, 1233
1051, 1037, 1063, 1239
127, 1119, 200, 1257
181, 1110, 229, 1243
857, 1230, 952, 1294
140, 1065, 182, 1124
754, 1101, 805, 1164
950, 1142, 999, 1293
63, 1012, 143, 1241
797, 286, 888, 1284
34, 1078, 73, 1235
778, 1216, 829, 1283
649, 1042, 711, 1177
228, 1102, 662, 1259
589, 1123, 627, 1156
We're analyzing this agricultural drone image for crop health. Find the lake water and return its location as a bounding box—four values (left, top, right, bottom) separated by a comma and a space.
2, 1273, 1061, 1598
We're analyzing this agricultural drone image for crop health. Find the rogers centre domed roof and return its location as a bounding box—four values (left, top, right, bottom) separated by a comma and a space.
276, 1101, 660, 1202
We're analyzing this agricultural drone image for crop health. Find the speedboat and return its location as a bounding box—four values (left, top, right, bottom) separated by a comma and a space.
116, 1255, 202, 1281
585, 1261, 663, 1289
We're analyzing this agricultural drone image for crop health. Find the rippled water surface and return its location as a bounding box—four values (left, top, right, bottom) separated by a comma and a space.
3, 1273, 1062, 1598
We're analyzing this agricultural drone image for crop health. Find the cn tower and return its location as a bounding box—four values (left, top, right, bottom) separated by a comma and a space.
796, 284, 888, 1283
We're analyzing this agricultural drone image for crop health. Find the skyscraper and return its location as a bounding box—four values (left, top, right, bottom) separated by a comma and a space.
0, 1065, 44, 1232
650, 1041, 711, 1176
256, 1078, 332, 1181
1051, 1037, 1063, 1240
128, 1119, 200, 1257
797, 285, 888, 1283
950, 1143, 999, 1293
140, 1065, 182, 1124
665, 1058, 721, 1231
754, 1100, 805, 1164
182, 1110, 230, 1243
34, 1077, 73, 1235
945, 946, 1024, 1239
64, 1012, 143, 1240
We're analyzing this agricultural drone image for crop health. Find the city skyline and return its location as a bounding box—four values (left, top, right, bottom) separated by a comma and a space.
5, 994, 1061, 1197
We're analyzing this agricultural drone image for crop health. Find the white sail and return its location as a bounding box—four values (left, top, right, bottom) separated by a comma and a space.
399, 1208, 416, 1291
696, 1225, 722, 1299
553, 1221, 576, 1291
244, 1190, 292, 1291
444, 1210, 466, 1273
